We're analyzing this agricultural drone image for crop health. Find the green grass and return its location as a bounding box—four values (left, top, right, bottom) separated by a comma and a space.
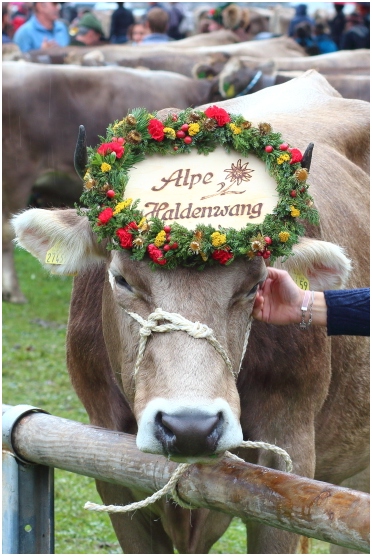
2, 248, 329, 554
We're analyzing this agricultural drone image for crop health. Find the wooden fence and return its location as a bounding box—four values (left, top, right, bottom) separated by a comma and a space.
2, 404, 370, 554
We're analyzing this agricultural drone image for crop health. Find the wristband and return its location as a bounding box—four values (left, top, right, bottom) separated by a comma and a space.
300, 290, 314, 330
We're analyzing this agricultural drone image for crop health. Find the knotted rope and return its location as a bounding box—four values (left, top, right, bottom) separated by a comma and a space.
84, 307, 292, 514
125, 307, 237, 380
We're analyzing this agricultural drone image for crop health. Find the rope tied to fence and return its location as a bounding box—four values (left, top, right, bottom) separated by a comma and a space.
84, 441, 293, 514
84, 307, 292, 514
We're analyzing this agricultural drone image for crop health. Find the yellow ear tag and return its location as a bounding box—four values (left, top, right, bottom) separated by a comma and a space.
290, 272, 310, 291
226, 84, 235, 98
45, 246, 65, 265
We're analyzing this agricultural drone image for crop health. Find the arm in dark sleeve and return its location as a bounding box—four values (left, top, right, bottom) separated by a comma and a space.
324, 288, 370, 336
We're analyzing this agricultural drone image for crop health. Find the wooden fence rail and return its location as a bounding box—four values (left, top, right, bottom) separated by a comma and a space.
2, 404, 370, 553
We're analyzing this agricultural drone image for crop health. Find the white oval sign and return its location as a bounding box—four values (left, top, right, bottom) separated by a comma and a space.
125, 146, 279, 229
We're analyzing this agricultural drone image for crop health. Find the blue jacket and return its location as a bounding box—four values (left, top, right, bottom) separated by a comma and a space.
13, 14, 70, 52
325, 288, 370, 336
141, 33, 171, 44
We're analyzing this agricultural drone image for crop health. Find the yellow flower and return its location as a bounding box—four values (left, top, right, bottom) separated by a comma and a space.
277, 153, 290, 165
188, 123, 200, 136
83, 171, 91, 181
101, 162, 111, 173
113, 198, 132, 215
279, 231, 290, 242
290, 205, 300, 218
229, 123, 242, 135
138, 217, 148, 231
154, 230, 166, 247
211, 231, 227, 247
163, 127, 176, 139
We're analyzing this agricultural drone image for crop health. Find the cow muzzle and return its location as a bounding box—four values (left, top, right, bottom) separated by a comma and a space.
155, 410, 223, 458
136, 398, 243, 462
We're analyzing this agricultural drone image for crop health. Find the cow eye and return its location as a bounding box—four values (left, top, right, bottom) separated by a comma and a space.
247, 283, 259, 296
115, 274, 133, 292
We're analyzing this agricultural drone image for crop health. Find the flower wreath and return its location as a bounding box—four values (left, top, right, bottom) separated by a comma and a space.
76, 106, 319, 269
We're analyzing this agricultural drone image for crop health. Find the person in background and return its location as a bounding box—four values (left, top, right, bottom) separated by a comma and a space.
292, 21, 320, 55
167, 2, 185, 40
356, 1, 370, 29
252, 267, 369, 337
70, 12, 105, 46
340, 11, 369, 50
2, 4, 13, 42
328, 3, 346, 49
109, 2, 134, 44
141, 7, 171, 44
59, 2, 78, 25
313, 21, 338, 53
127, 22, 146, 45
288, 4, 315, 38
13, 2, 69, 52
203, 3, 251, 41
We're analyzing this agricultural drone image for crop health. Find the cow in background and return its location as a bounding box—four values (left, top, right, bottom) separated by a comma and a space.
2, 62, 222, 303
12, 71, 369, 553
214, 49, 370, 102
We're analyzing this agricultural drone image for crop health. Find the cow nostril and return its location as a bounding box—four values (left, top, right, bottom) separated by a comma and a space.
154, 410, 224, 457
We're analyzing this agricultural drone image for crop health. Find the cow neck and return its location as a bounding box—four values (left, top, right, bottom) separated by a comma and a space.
123, 306, 252, 383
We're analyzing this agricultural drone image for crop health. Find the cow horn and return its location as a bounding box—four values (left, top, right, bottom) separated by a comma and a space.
301, 142, 314, 171
74, 125, 87, 180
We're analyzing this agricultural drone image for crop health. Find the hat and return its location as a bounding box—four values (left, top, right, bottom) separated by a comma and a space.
77, 12, 104, 36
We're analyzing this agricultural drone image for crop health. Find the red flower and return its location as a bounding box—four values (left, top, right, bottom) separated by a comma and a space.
204, 106, 231, 126
109, 140, 125, 159
148, 119, 165, 142
97, 139, 125, 159
290, 148, 303, 165
97, 207, 114, 225
116, 222, 138, 249
211, 249, 233, 265
148, 244, 167, 265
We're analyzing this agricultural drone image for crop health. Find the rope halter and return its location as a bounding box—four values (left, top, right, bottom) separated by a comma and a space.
125, 307, 244, 382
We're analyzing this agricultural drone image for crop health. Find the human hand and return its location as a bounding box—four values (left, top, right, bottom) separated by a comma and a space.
252, 267, 304, 325
41, 38, 59, 49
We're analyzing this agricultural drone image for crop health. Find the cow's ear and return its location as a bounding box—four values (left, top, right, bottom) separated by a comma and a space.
11, 208, 108, 275
276, 237, 352, 290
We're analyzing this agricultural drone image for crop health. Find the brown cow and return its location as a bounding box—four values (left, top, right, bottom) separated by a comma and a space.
217, 50, 370, 102
21, 29, 239, 66
12, 71, 369, 553
48, 35, 306, 67
2, 61, 221, 303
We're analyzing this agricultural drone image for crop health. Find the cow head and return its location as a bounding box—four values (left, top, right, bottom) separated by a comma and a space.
12, 208, 269, 461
